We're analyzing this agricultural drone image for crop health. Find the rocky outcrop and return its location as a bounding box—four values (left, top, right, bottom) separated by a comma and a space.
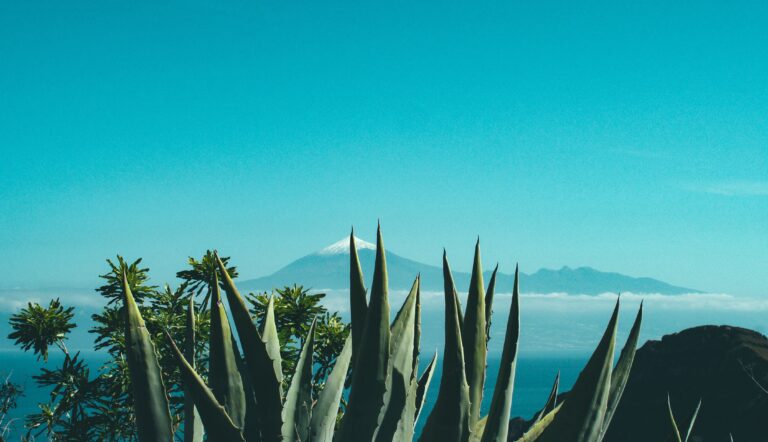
510, 325, 768, 441
605, 325, 768, 441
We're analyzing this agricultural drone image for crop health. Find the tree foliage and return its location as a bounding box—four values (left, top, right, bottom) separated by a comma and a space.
5, 255, 347, 441
247, 285, 349, 390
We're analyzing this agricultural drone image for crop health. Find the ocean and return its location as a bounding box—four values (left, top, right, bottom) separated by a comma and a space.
0, 350, 588, 438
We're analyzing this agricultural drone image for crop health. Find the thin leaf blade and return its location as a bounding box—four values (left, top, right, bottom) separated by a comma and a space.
462, 239, 487, 426
209, 273, 246, 428
309, 334, 353, 442
419, 251, 472, 442
184, 298, 204, 442
337, 225, 392, 442
167, 332, 245, 442
215, 252, 283, 442
282, 319, 316, 442
121, 273, 173, 442
537, 299, 620, 442
481, 265, 521, 442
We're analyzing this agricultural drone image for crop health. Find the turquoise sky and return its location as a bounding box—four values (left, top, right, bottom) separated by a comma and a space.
0, 0, 766, 296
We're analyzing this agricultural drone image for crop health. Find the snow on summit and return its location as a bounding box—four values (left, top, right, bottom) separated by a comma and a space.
317, 236, 376, 255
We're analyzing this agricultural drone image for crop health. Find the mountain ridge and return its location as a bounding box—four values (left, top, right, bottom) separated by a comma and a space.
239, 237, 700, 294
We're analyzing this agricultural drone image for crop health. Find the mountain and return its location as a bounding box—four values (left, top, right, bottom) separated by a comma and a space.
239, 237, 699, 294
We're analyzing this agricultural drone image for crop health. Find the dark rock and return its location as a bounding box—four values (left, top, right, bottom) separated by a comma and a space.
509, 325, 768, 441
605, 325, 768, 441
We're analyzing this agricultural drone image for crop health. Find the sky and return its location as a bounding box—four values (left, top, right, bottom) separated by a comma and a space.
0, 0, 766, 297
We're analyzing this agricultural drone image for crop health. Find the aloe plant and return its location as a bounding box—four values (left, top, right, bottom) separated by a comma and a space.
121, 226, 645, 442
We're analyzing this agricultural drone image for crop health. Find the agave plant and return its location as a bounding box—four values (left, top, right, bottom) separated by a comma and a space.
120, 225, 644, 442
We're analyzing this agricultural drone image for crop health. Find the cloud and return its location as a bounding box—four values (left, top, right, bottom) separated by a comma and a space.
687, 180, 768, 196
0, 288, 99, 313
320, 288, 768, 314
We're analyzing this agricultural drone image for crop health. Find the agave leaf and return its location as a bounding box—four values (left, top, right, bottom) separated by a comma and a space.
413, 277, 422, 376
209, 273, 246, 428
414, 351, 438, 425
374, 277, 419, 442
184, 298, 204, 442
533, 371, 560, 425
455, 282, 465, 330
215, 253, 283, 442
350, 228, 369, 369
598, 302, 643, 441
167, 332, 245, 442
337, 225, 392, 442
282, 319, 316, 442
418, 251, 472, 442
667, 394, 682, 442
469, 416, 488, 442
232, 333, 262, 442
121, 273, 173, 442
537, 299, 619, 442
261, 295, 284, 391
514, 405, 562, 442
683, 399, 701, 442
463, 239, 487, 425
481, 265, 521, 442
309, 334, 353, 442
484, 264, 499, 341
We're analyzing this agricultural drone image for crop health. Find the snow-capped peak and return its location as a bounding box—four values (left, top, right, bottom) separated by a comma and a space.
317, 236, 376, 255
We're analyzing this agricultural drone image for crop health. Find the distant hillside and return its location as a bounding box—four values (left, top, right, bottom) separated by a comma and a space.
239, 237, 699, 295
510, 325, 768, 441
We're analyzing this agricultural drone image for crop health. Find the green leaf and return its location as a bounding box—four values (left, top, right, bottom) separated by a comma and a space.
666, 395, 701, 442
309, 334, 353, 442
537, 299, 619, 442
121, 273, 173, 442
481, 265, 521, 442
374, 277, 420, 442
234, 335, 262, 442
484, 264, 499, 341
666, 394, 683, 442
514, 404, 562, 441
337, 225, 391, 442
209, 273, 246, 429
598, 301, 643, 441
419, 251, 472, 442
414, 351, 438, 425
282, 319, 316, 442
167, 332, 245, 442
462, 239, 487, 426
215, 253, 283, 442
261, 295, 284, 391
469, 416, 488, 442
683, 399, 701, 442
413, 277, 422, 376
350, 228, 369, 370
532, 371, 560, 425
184, 298, 204, 442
